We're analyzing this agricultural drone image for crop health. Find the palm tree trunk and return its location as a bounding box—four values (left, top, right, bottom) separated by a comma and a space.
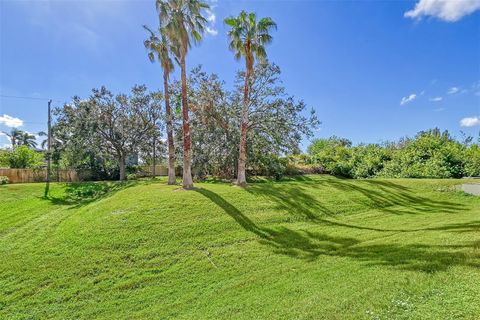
180, 54, 193, 189
164, 71, 176, 185
237, 58, 252, 187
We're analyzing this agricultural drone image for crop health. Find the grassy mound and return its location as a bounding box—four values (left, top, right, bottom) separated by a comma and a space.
1, 176, 479, 319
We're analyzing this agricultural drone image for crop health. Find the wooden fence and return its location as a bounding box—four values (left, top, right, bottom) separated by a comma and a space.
137, 165, 168, 177
0, 168, 83, 184
0, 165, 167, 184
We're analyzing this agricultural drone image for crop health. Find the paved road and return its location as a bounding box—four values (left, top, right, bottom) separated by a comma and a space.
462, 184, 480, 196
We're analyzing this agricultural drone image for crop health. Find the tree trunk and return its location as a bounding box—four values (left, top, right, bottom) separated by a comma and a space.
180, 54, 193, 189
236, 56, 253, 187
119, 153, 126, 181
164, 71, 176, 185
237, 118, 248, 186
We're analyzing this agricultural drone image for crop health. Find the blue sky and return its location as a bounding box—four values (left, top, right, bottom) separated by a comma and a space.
1, 0, 479, 150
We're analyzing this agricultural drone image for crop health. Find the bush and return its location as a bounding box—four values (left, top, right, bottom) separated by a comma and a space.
248, 154, 287, 180
380, 130, 464, 178
0, 146, 44, 169
126, 173, 138, 181
350, 144, 391, 178
307, 129, 478, 179
308, 137, 353, 177
464, 144, 480, 177
0, 176, 9, 185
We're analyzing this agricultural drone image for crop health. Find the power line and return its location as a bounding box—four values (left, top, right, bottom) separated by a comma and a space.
0, 94, 65, 103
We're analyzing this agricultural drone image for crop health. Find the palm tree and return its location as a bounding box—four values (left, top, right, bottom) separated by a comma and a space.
224, 11, 276, 186
18, 131, 37, 149
156, 0, 209, 190
2, 128, 24, 147
144, 25, 177, 185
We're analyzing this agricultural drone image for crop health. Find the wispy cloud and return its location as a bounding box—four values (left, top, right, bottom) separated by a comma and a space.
471, 81, 480, 96
460, 116, 480, 127
13, 0, 127, 52
0, 114, 24, 128
429, 96, 443, 102
405, 0, 480, 22
204, 4, 218, 36
400, 94, 417, 105
447, 87, 460, 95
206, 8, 216, 23
205, 26, 218, 36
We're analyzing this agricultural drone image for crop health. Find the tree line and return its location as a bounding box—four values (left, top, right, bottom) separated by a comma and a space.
37, 0, 318, 187
305, 128, 480, 179
4, 0, 476, 183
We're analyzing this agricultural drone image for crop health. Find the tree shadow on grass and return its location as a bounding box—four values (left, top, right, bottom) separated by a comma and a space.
196, 187, 479, 272
41, 181, 136, 208
246, 177, 467, 220
244, 178, 476, 234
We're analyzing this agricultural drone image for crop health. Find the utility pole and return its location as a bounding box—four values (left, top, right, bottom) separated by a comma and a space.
45, 99, 52, 197
152, 138, 156, 178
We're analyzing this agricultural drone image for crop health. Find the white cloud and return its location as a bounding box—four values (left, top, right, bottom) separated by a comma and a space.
206, 8, 216, 23
204, 3, 218, 36
460, 116, 480, 127
205, 5, 218, 36
405, 0, 480, 22
429, 96, 443, 102
0, 114, 24, 128
205, 26, 218, 36
400, 94, 417, 105
447, 86, 460, 94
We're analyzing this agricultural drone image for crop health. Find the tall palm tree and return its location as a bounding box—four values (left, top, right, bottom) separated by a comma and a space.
2, 128, 24, 147
156, 0, 209, 190
144, 25, 177, 185
18, 131, 37, 149
224, 11, 276, 186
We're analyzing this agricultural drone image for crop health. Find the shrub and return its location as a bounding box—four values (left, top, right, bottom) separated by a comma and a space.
380, 130, 464, 178
307, 129, 477, 179
0, 146, 44, 169
464, 144, 480, 177
308, 137, 353, 177
0, 176, 9, 185
248, 154, 287, 180
350, 144, 391, 178
127, 173, 138, 181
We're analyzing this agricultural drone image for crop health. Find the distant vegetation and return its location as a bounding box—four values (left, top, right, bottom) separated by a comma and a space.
1, 0, 478, 185
304, 128, 480, 179
0, 145, 44, 169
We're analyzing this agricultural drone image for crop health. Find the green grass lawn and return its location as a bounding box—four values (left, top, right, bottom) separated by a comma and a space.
1, 175, 479, 319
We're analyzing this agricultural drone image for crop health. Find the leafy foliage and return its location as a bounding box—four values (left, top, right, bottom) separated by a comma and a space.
0, 145, 44, 169
169, 63, 318, 180
224, 10, 277, 185
54, 85, 162, 180
307, 129, 480, 178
